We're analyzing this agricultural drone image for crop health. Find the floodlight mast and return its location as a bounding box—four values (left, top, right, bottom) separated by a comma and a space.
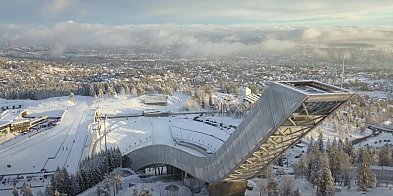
341, 54, 345, 88
104, 114, 109, 175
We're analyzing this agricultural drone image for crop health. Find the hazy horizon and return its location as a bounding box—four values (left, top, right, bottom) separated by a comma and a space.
1, 0, 393, 56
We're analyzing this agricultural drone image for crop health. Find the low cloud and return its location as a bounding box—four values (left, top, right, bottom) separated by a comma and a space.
0, 22, 299, 56
302, 28, 322, 40
261, 39, 296, 51
1, 22, 393, 57
301, 27, 391, 42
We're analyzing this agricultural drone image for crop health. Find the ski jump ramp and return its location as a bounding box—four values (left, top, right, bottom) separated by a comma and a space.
127, 81, 354, 182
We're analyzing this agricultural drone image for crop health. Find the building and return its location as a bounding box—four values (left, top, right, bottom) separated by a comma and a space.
244, 93, 261, 104
143, 95, 168, 106
0, 122, 11, 135
239, 86, 251, 100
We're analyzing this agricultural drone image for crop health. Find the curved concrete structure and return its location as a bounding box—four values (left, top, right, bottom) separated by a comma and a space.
127, 81, 354, 182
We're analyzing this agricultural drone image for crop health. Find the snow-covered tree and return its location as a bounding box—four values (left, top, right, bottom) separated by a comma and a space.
319, 153, 335, 196
306, 141, 323, 187
70, 174, 80, 195
379, 144, 392, 167
89, 84, 96, 97
108, 86, 116, 97
109, 172, 123, 194
280, 175, 294, 196
72, 148, 123, 194
183, 97, 202, 111
297, 156, 308, 178
119, 86, 126, 96
20, 183, 33, 196
124, 85, 130, 95
98, 88, 104, 98
317, 132, 324, 152
45, 182, 54, 196
343, 137, 353, 156
258, 180, 267, 196
97, 182, 110, 196
307, 136, 315, 153
131, 87, 137, 96
69, 92, 75, 102
50, 167, 72, 195
12, 186, 19, 196
329, 140, 343, 183
358, 147, 375, 191
266, 178, 279, 196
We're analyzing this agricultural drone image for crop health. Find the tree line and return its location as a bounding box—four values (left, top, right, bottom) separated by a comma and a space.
295, 133, 384, 195
37, 147, 122, 196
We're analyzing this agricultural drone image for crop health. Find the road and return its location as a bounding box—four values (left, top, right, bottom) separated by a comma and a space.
351, 124, 393, 145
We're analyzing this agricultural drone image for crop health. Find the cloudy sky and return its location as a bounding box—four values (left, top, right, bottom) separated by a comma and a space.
1, 0, 393, 25
1, 0, 393, 56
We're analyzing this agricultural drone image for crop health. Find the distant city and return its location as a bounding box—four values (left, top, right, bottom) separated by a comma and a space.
1, 43, 392, 101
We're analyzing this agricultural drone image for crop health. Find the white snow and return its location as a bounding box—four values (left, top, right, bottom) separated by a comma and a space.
355, 132, 393, 148
0, 96, 96, 193
0, 92, 391, 195
245, 177, 393, 196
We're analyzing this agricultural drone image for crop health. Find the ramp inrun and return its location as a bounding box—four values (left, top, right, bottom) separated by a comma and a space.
127, 81, 354, 182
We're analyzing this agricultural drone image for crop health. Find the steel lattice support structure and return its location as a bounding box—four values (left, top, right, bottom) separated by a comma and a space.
226, 100, 345, 180
127, 81, 354, 183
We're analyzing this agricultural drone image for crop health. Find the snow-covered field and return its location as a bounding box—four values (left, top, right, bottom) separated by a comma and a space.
1, 92, 392, 195
355, 132, 393, 148
0, 93, 243, 194
0, 96, 96, 194
92, 93, 243, 157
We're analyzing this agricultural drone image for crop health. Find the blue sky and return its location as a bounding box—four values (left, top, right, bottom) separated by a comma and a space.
1, 0, 393, 26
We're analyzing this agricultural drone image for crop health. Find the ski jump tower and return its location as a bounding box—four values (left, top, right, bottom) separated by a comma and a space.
127, 81, 353, 191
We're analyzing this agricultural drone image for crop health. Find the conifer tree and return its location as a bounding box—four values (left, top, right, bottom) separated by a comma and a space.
20, 183, 33, 196
358, 147, 375, 191
343, 137, 353, 156
51, 167, 72, 195
319, 153, 335, 196
318, 132, 324, 152
12, 186, 19, 196
326, 138, 331, 153
307, 141, 322, 187
379, 144, 392, 167
70, 174, 80, 195
69, 92, 76, 102
281, 175, 294, 196
307, 136, 315, 154
266, 178, 279, 196
89, 84, 96, 97
329, 146, 343, 183
297, 156, 308, 178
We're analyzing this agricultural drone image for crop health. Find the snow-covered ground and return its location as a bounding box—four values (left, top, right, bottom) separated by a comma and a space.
80, 170, 206, 196
0, 96, 96, 194
355, 132, 393, 148
308, 122, 372, 142
91, 93, 243, 157
0, 93, 243, 195
246, 177, 393, 196
1, 92, 391, 195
